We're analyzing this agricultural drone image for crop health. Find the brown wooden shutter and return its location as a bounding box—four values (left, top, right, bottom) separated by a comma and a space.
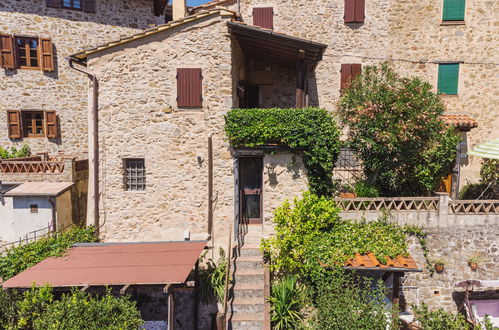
354, 0, 365, 23
0, 34, 16, 69
45, 110, 58, 138
7, 110, 21, 139
39, 38, 55, 72
344, 0, 355, 23
82, 0, 96, 13
340, 64, 352, 90
46, 0, 60, 8
177, 68, 203, 108
253, 7, 274, 29
351, 63, 362, 81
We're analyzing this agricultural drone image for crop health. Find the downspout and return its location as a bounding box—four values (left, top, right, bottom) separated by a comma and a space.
237, 0, 241, 18
67, 57, 100, 238
48, 197, 56, 232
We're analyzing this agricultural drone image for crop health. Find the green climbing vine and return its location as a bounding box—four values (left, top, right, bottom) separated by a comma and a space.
224, 108, 341, 196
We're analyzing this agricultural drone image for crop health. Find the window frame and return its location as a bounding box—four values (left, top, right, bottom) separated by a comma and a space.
15, 36, 41, 70
123, 158, 146, 192
60, 0, 83, 11
21, 111, 46, 138
442, 0, 466, 22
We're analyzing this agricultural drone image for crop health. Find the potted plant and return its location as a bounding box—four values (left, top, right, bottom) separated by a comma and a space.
433, 258, 446, 273
338, 184, 357, 198
467, 255, 483, 271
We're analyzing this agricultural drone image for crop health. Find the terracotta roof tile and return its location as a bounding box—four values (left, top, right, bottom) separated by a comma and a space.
344, 253, 420, 271
441, 114, 478, 130
191, 0, 235, 13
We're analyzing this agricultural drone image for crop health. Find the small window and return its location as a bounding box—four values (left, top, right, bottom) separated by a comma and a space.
30, 204, 39, 213
16, 37, 40, 69
438, 63, 459, 95
344, 0, 365, 23
340, 63, 362, 91
22, 111, 45, 137
443, 0, 465, 21
253, 7, 274, 29
124, 158, 146, 191
177, 68, 203, 108
62, 0, 82, 10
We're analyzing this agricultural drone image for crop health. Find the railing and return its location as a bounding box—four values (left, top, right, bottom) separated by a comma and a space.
449, 200, 499, 215
0, 222, 54, 250
0, 160, 65, 174
334, 197, 440, 212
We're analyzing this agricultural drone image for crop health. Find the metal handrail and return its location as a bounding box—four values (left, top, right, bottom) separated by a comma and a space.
222, 224, 233, 329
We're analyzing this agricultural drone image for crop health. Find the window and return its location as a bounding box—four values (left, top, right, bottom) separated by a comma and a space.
344, 0, 365, 23
177, 68, 203, 108
253, 7, 274, 29
62, 0, 82, 10
124, 158, 146, 191
16, 37, 39, 69
6, 110, 59, 139
46, 0, 95, 12
443, 0, 465, 21
22, 111, 45, 137
0, 34, 54, 71
438, 63, 459, 95
30, 204, 39, 213
340, 63, 362, 90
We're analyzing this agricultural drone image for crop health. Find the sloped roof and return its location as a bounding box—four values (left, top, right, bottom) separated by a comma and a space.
441, 114, 478, 131
190, 0, 235, 13
343, 253, 421, 272
71, 8, 236, 61
2, 241, 207, 288
3, 182, 74, 197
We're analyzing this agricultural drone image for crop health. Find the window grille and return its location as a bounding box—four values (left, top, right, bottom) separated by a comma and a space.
124, 158, 146, 191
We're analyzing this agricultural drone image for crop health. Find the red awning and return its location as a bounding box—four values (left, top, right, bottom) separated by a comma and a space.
2, 241, 207, 289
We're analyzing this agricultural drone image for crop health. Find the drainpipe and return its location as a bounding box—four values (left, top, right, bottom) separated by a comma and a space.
48, 197, 56, 232
237, 0, 241, 18
67, 57, 99, 238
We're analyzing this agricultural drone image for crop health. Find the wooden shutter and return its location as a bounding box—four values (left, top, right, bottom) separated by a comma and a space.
7, 110, 21, 139
341, 64, 361, 90
82, 0, 96, 13
443, 0, 465, 21
351, 63, 362, 81
0, 34, 16, 69
177, 68, 203, 108
354, 0, 365, 23
45, 110, 58, 138
39, 38, 55, 72
438, 63, 459, 95
253, 7, 274, 29
344, 0, 355, 23
46, 0, 60, 8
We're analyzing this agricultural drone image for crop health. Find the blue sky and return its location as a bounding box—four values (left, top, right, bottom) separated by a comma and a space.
187, 0, 212, 6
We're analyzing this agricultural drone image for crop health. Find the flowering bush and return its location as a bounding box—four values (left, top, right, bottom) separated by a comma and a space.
338, 64, 460, 196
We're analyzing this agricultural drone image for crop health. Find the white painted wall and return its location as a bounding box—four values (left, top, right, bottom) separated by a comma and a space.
0, 196, 53, 243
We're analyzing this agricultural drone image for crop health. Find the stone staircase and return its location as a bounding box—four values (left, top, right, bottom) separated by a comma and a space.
228, 225, 267, 330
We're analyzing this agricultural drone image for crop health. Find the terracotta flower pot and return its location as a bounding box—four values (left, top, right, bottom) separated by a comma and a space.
340, 192, 357, 198
435, 264, 445, 273
469, 262, 479, 271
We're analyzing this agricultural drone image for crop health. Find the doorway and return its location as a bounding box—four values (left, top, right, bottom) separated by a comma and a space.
238, 157, 263, 225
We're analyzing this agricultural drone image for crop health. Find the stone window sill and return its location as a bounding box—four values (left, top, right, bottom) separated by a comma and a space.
440, 21, 466, 26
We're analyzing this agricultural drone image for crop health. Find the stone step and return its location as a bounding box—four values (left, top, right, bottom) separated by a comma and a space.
232, 287, 264, 299
231, 319, 265, 330
233, 270, 264, 286
233, 256, 264, 270
238, 247, 261, 257
232, 297, 265, 314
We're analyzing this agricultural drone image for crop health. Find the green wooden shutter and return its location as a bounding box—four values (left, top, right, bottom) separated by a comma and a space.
443, 0, 465, 21
438, 63, 459, 95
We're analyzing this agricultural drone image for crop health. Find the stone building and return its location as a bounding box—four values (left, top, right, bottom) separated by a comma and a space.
0, 0, 167, 157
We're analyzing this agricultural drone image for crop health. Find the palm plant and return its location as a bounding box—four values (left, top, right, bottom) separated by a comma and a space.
269, 276, 305, 330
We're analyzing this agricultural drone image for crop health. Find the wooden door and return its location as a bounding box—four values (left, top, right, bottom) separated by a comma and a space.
239, 157, 263, 224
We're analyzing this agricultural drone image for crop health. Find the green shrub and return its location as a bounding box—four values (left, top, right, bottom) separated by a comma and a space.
262, 192, 413, 284
0, 226, 98, 281
269, 276, 305, 330
412, 303, 471, 330
225, 108, 341, 196
338, 63, 460, 196
460, 182, 494, 200
481, 159, 499, 186
198, 248, 228, 304
354, 181, 380, 197
312, 272, 397, 330
0, 145, 30, 159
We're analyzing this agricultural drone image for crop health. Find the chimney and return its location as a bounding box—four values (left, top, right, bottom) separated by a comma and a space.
172, 0, 187, 21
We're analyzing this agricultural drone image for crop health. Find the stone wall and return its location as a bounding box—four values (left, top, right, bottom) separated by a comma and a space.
221, 0, 499, 182
0, 0, 160, 157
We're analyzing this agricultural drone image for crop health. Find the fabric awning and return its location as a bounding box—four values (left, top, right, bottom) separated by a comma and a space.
469, 139, 499, 160
2, 241, 207, 288
455, 280, 499, 288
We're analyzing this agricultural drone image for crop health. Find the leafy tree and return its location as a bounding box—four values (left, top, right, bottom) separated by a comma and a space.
225, 108, 341, 196
338, 63, 460, 196
0, 226, 98, 281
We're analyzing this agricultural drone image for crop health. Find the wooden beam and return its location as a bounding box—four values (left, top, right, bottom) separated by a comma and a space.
168, 290, 175, 330
80, 285, 89, 292
296, 55, 307, 108
392, 272, 403, 309
120, 284, 130, 295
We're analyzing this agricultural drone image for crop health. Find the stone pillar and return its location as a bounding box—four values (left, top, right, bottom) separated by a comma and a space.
173, 0, 187, 21
436, 192, 449, 228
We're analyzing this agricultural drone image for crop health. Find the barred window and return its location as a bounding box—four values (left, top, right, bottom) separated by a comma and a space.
124, 158, 146, 191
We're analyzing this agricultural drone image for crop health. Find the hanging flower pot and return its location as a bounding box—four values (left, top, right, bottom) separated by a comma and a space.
469, 262, 479, 271
435, 264, 444, 273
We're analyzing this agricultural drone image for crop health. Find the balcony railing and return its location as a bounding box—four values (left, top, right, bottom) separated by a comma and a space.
334, 197, 439, 212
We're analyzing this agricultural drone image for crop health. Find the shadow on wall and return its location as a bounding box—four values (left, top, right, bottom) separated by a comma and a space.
265, 154, 303, 188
